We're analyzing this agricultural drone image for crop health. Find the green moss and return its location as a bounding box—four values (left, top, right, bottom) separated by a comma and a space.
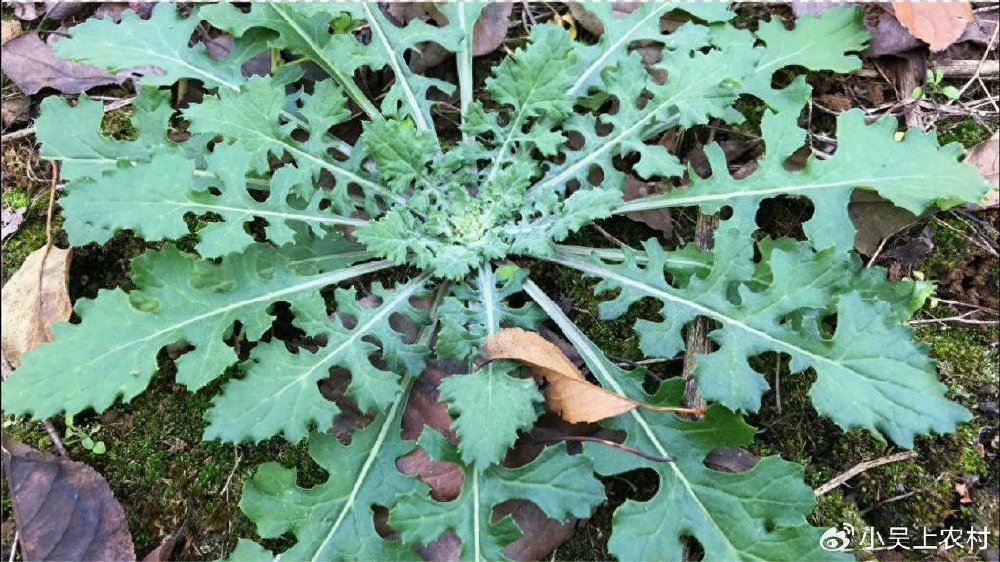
918, 216, 977, 281
61, 370, 321, 559
938, 120, 991, 149
100, 107, 139, 140
2, 188, 30, 208
1, 217, 53, 283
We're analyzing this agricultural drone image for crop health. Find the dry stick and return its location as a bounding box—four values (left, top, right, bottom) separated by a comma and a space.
8, 530, 17, 562
0, 97, 134, 143
33, 163, 69, 458
680, 212, 718, 412
679, 212, 716, 562
814, 451, 918, 497
536, 435, 676, 463
854, 60, 1000, 80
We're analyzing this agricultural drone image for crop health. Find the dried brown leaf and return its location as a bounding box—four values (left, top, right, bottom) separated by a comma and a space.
0, 32, 127, 95
483, 328, 701, 423
848, 191, 919, 256
623, 178, 672, 238
964, 132, 999, 208
891, 1, 974, 52
472, 3, 513, 56
2, 437, 135, 561
1, 93, 30, 128
1, 206, 27, 242
1, 245, 72, 367
395, 359, 581, 561
1, 19, 23, 45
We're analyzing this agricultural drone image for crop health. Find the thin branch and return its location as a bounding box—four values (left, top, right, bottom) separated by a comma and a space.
535, 435, 676, 463
814, 451, 917, 497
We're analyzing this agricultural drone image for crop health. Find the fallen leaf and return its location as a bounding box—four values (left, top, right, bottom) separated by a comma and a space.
484, 328, 701, 423
623, 178, 673, 239
1, 93, 30, 127
704, 447, 760, 473
1, 206, 27, 241
1, 19, 22, 45
386, 3, 513, 73
140, 521, 186, 562
964, 132, 999, 208
2, 437, 136, 561
568, 3, 639, 36
41, 0, 87, 21
0, 32, 129, 95
94, 2, 155, 21
891, 1, 974, 52
848, 191, 920, 256
954, 480, 974, 504
472, 3, 513, 56
1, 245, 72, 367
12, 2, 42, 20
394, 359, 581, 560
958, 8, 999, 45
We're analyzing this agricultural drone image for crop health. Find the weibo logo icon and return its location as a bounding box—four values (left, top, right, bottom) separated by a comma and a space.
819, 524, 855, 551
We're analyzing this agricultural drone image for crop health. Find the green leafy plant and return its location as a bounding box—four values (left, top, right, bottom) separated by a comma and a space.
63, 414, 107, 455
911, 68, 961, 101
2, 3, 989, 560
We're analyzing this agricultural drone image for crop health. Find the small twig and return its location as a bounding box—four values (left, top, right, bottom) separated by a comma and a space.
30, 163, 69, 459
41, 420, 68, 458
814, 451, 918, 497
932, 297, 993, 311
1, 97, 134, 143
774, 356, 782, 415
950, 25, 1000, 105
865, 235, 891, 267
536, 435, 676, 463
521, 0, 537, 26
8, 530, 17, 562
219, 448, 242, 496
859, 474, 946, 516
910, 312, 999, 326
680, 212, 718, 413
590, 223, 631, 250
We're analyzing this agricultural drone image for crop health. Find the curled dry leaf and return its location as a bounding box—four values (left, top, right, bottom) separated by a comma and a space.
483, 328, 702, 423
891, 1, 974, 52
2, 437, 136, 561
1, 245, 72, 367
964, 132, 999, 208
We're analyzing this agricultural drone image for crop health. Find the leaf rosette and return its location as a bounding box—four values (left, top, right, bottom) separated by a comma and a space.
1, 3, 987, 560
